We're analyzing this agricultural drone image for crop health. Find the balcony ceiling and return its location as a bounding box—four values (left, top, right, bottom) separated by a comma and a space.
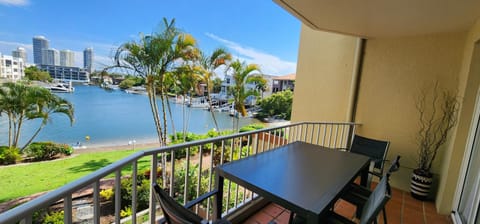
273, 0, 480, 38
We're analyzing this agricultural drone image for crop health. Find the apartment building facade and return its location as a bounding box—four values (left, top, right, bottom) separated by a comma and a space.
0, 53, 25, 81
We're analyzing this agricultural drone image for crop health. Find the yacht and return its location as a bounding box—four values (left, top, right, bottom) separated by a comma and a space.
46, 81, 74, 93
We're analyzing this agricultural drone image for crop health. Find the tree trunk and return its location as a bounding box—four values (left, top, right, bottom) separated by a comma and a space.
8, 113, 13, 147
165, 94, 177, 141
206, 86, 220, 132
182, 94, 187, 141
21, 121, 46, 151
146, 83, 163, 146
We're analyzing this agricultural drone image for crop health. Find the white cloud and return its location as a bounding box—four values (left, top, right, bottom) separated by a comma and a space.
205, 33, 296, 76
0, 0, 29, 6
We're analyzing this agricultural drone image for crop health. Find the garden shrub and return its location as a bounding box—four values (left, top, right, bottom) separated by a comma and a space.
257, 90, 293, 120
120, 206, 132, 218
0, 146, 20, 165
100, 188, 114, 201
42, 210, 64, 224
24, 142, 74, 161
239, 123, 265, 133
173, 161, 210, 205
142, 167, 162, 179
115, 176, 151, 211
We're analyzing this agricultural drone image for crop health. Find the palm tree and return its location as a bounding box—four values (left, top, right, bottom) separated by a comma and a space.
113, 18, 197, 187
113, 18, 197, 146
227, 60, 261, 131
249, 75, 268, 99
0, 83, 74, 150
21, 87, 74, 150
197, 48, 232, 132
173, 65, 201, 140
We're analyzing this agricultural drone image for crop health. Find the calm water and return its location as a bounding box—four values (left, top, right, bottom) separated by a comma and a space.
0, 85, 258, 147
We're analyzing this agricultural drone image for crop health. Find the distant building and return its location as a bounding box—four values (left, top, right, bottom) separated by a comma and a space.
219, 74, 273, 105
0, 53, 25, 81
60, 50, 75, 67
12, 47, 27, 63
38, 64, 89, 82
42, 48, 60, 66
83, 47, 93, 73
32, 36, 49, 65
272, 73, 295, 93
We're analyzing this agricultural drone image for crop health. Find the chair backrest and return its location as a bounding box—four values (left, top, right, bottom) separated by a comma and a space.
387, 155, 401, 177
153, 183, 204, 224
350, 135, 390, 172
359, 176, 391, 224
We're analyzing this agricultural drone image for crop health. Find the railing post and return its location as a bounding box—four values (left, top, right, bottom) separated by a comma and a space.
93, 181, 100, 224
132, 161, 138, 224
114, 170, 121, 224
149, 153, 158, 223
64, 195, 72, 224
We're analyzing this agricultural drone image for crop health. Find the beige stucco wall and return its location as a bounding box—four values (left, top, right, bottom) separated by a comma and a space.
436, 19, 480, 213
291, 25, 357, 122
291, 23, 480, 214
355, 32, 467, 197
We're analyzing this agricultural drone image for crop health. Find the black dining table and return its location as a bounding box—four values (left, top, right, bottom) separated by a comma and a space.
213, 141, 371, 223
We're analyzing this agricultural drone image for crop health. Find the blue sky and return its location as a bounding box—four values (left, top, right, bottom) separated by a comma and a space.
0, 0, 300, 75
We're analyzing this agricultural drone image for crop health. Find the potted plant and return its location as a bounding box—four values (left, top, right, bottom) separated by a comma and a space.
410, 83, 460, 200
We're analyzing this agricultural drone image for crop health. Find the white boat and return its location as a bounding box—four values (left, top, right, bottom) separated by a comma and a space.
125, 86, 147, 95
46, 82, 74, 93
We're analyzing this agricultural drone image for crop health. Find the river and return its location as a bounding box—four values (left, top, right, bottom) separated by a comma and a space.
0, 85, 259, 148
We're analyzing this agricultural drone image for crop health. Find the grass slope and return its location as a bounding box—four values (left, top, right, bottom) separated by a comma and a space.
0, 150, 152, 203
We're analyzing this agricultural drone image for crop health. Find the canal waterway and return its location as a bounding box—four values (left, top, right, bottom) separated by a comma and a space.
0, 85, 259, 148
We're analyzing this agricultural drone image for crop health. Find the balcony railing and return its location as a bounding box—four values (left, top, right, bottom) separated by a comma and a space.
0, 121, 358, 224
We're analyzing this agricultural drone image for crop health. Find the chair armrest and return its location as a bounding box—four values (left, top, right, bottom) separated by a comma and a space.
185, 190, 219, 209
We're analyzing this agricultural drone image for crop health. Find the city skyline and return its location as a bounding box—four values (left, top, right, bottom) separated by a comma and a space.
0, 0, 300, 76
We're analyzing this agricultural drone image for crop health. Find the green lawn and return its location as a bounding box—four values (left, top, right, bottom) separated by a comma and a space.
0, 149, 153, 203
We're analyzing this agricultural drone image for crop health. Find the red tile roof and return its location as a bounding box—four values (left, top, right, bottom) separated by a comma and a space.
273, 73, 296, 81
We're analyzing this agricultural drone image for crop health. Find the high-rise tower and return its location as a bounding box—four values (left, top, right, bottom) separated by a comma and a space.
12, 47, 27, 63
42, 48, 60, 66
60, 50, 75, 67
32, 36, 49, 65
83, 47, 93, 73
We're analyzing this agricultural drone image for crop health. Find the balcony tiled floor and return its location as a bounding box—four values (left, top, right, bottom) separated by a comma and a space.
241, 187, 452, 224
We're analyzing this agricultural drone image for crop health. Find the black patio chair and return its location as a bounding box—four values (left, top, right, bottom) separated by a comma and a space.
341, 155, 401, 224
325, 174, 392, 224
153, 183, 230, 224
349, 135, 390, 188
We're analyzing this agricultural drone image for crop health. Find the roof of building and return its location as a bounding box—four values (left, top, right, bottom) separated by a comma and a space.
273, 73, 296, 81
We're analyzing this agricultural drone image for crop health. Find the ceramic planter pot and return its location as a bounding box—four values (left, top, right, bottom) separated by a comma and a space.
410, 168, 433, 200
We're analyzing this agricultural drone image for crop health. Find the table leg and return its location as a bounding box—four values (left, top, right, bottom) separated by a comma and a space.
360, 160, 374, 187
213, 173, 224, 220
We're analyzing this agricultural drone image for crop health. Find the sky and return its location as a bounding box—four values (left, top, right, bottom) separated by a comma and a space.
0, 0, 301, 76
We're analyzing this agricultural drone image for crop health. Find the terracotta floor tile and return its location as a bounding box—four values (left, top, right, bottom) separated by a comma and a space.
404, 194, 424, 210
423, 201, 437, 214
402, 207, 425, 224
243, 187, 453, 224
242, 218, 260, 224
274, 211, 291, 224
334, 199, 357, 219
426, 214, 453, 224
262, 203, 284, 217
249, 211, 275, 224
